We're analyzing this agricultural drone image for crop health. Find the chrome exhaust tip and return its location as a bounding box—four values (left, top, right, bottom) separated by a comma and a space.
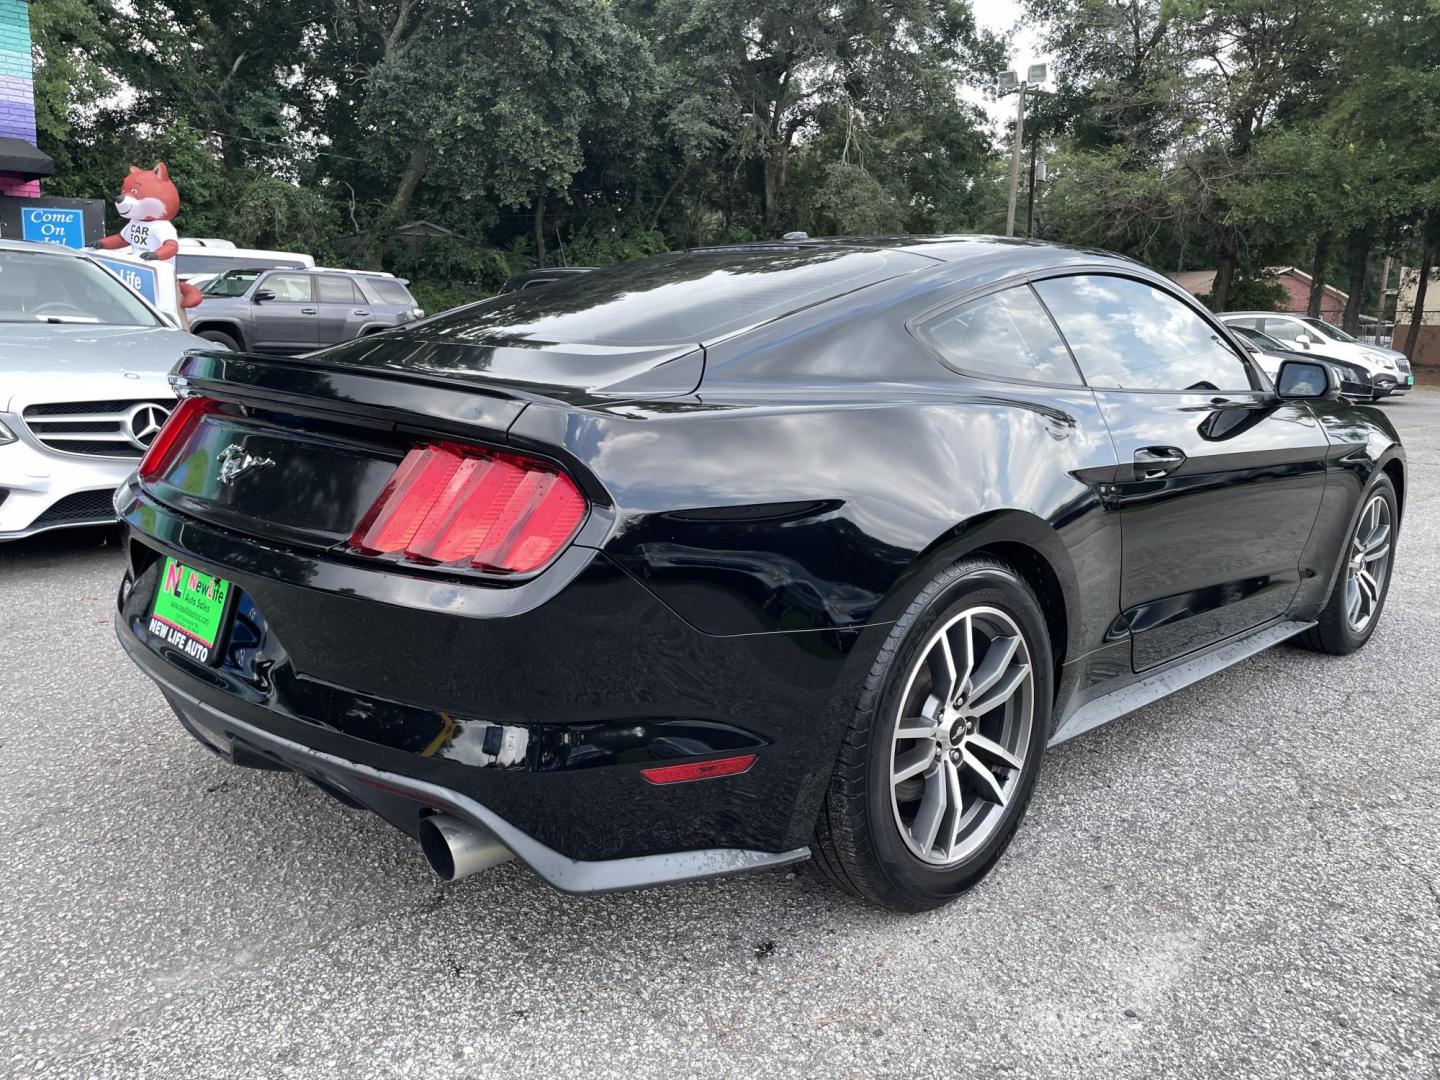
417, 813, 514, 881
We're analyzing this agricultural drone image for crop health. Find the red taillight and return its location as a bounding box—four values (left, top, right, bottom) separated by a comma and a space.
348, 443, 587, 575
138, 396, 222, 482
640, 754, 758, 785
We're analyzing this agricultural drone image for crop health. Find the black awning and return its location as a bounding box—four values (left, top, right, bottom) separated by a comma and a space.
0, 137, 56, 179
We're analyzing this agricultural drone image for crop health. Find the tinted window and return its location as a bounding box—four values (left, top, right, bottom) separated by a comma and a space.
415, 248, 933, 347
263, 273, 314, 302
369, 279, 416, 305
1034, 275, 1253, 391
1229, 325, 1280, 350
317, 275, 361, 303
918, 286, 1081, 385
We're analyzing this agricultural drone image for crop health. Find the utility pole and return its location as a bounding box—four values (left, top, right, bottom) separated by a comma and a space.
1000, 64, 1047, 238
1006, 82, 1026, 238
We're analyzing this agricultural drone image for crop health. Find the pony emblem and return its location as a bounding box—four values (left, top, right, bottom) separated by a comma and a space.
218, 443, 276, 485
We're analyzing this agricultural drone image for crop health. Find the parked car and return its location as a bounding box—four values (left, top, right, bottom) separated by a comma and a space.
1219, 312, 1413, 396
1226, 324, 1377, 401
114, 237, 1405, 911
188, 267, 424, 353
0, 239, 214, 540
498, 266, 596, 293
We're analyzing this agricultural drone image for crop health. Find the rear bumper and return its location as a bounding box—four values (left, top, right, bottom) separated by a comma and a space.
113, 480, 873, 876
119, 630, 809, 893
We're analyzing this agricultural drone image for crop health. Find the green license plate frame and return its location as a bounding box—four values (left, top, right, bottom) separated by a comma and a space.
147, 556, 236, 666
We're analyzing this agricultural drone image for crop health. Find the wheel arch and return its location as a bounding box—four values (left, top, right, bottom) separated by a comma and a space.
877, 509, 1077, 675
189, 319, 246, 348
1381, 454, 1405, 522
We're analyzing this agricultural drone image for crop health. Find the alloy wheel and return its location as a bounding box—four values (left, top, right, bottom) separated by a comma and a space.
1345, 493, 1392, 633
889, 606, 1034, 867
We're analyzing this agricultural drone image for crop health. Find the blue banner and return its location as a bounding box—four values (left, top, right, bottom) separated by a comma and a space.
21, 206, 85, 248
94, 256, 160, 305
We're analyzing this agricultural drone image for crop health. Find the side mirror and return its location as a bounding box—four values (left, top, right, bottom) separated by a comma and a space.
1293, 333, 1312, 348
1275, 358, 1339, 401
252, 289, 275, 303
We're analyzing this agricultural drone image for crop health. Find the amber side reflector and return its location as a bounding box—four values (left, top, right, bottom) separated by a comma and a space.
640, 754, 758, 785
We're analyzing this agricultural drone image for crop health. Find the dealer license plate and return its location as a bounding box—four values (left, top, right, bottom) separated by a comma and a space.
147, 557, 234, 665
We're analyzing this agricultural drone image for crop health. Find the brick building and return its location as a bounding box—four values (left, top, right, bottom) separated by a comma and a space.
1165, 266, 1349, 322
0, 0, 52, 196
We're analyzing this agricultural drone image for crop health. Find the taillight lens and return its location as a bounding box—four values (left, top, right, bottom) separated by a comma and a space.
138, 396, 222, 482
348, 443, 587, 575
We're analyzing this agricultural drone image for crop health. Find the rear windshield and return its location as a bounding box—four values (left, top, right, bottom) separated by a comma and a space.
414, 248, 933, 347
369, 278, 416, 305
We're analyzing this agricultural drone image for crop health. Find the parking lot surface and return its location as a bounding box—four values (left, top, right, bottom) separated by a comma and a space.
2, 391, 1437, 1080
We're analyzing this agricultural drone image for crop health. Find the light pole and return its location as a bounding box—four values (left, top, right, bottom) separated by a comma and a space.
999, 64, 1048, 238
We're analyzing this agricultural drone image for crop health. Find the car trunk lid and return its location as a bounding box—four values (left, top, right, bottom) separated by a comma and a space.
144, 349, 621, 559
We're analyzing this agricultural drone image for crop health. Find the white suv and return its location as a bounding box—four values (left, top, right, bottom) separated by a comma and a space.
0, 240, 215, 541
1219, 312, 1413, 397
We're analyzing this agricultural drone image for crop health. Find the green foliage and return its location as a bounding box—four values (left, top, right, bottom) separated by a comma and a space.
388, 238, 516, 306
560, 222, 669, 268
27, 0, 1440, 321
1207, 273, 1288, 313
227, 177, 340, 255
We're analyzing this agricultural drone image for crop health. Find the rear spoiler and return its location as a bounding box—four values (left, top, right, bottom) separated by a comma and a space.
173, 350, 539, 439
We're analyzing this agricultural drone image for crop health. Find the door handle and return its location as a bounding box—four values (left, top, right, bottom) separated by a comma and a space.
353, 309, 370, 316
300, 307, 318, 315
1134, 446, 1186, 478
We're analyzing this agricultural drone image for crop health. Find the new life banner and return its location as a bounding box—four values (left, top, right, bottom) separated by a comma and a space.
91, 250, 180, 320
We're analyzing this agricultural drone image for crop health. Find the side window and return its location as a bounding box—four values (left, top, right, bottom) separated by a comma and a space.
916, 285, 1082, 385
1033, 275, 1254, 392
264, 273, 314, 302
317, 275, 361, 303
1261, 318, 1306, 344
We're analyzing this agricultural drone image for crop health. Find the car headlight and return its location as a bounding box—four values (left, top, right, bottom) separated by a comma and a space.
0, 419, 15, 445
1362, 350, 1396, 370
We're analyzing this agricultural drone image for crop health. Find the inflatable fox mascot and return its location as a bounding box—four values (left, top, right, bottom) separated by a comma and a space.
91, 162, 203, 310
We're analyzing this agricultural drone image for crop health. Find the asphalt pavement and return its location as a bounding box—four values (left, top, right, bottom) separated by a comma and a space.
2, 390, 1438, 1080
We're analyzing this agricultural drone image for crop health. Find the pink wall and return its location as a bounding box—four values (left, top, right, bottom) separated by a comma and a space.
0, 172, 40, 196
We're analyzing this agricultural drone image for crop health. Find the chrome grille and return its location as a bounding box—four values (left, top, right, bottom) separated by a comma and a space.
21, 399, 174, 459
1395, 356, 1412, 375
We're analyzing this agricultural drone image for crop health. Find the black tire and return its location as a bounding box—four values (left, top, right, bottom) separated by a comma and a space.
1295, 474, 1398, 656
196, 328, 240, 351
812, 556, 1053, 912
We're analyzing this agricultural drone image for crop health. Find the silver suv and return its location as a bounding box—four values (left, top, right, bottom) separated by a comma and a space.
1219, 312, 1413, 396
0, 239, 214, 541
189, 268, 424, 354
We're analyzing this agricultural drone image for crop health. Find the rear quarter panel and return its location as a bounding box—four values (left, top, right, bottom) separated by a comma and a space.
508, 268, 1125, 669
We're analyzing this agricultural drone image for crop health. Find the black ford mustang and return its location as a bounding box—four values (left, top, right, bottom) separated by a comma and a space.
115, 237, 1405, 911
